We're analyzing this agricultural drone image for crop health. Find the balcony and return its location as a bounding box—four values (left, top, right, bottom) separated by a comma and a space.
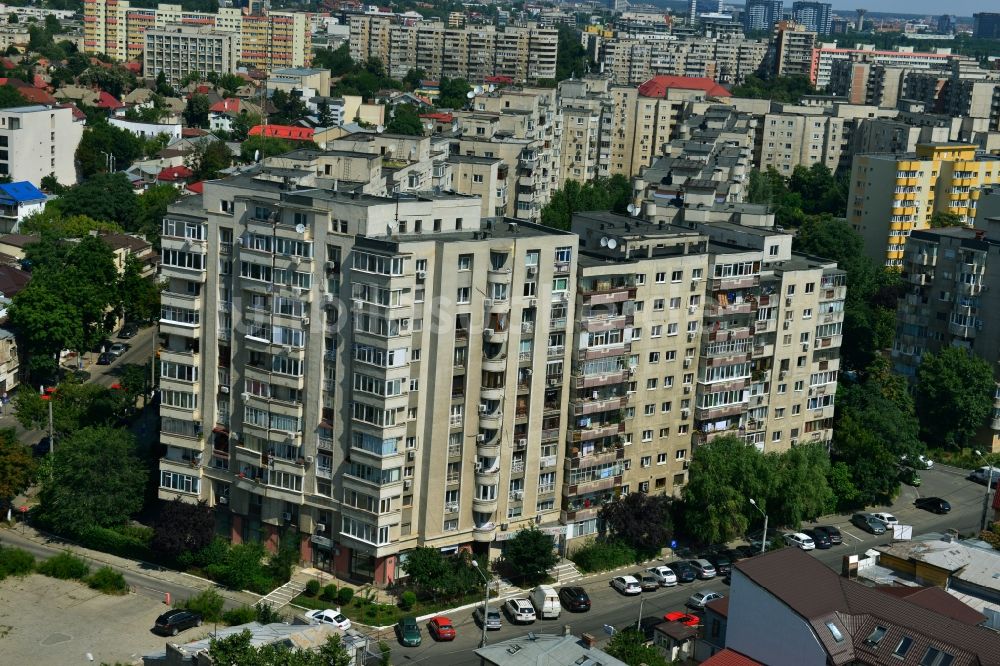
572, 396, 627, 416
571, 421, 624, 443
484, 327, 508, 343
480, 407, 503, 430
710, 275, 759, 291
564, 474, 622, 496
560, 505, 600, 522
574, 370, 628, 389
472, 494, 498, 513
475, 462, 501, 483
539, 455, 557, 469
566, 445, 624, 468
481, 385, 504, 401
577, 344, 629, 362
695, 402, 747, 421
482, 353, 507, 373
705, 302, 754, 317
707, 326, 752, 343
487, 268, 513, 284
477, 435, 501, 458
472, 522, 496, 542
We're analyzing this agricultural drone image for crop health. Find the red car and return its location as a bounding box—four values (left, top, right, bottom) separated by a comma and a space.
664, 611, 701, 627
428, 616, 456, 641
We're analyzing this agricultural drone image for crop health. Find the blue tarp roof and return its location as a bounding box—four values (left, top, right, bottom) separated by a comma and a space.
0, 181, 46, 204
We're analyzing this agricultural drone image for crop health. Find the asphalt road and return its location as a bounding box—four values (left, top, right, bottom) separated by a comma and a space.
388, 464, 990, 666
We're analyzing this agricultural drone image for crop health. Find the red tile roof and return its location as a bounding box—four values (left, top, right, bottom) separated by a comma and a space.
484, 75, 513, 84
18, 87, 57, 105
248, 124, 315, 141
701, 649, 764, 666
421, 112, 453, 122
637, 75, 731, 98
124, 61, 142, 73
185, 181, 204, 194
209, 97, 242, 113
57, 103, 86, 121
157, 165, 194, 182
181, 128, 209, 137
96, 91, 124, 109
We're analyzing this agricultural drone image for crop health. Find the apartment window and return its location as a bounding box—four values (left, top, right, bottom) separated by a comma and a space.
457, 287, 471, 303
646, 378, 657, 390
660, 428, 670, 438
642, 429, 653, 441
661, 401, 671, 413
800, 332, 810, 343
653, 299, 665, 311
671, 270, 682, 282
772, 431, 782, 442
641, 456, 651, 467
655, 272, 666, 283
692, 268, 703, 279
657, 453, 667, 464
665, 351, 676, 361
670, 297, 681, 309
778, 383, 787, 394
676, 449, 686, 460
458, 254, 472, 270
644, 404, 654, 416
651, 325, 662, 338
805, 282, 815, 293
794, 380, 804, 391
625, 407, 635, 419
775, 408, 785, 418
666, 323, 678, 336
787, 284, 795, 295
473, 174, 484, 183
635, 273, 646, 285
803, 308, 812, 319
634, 301, 644, 312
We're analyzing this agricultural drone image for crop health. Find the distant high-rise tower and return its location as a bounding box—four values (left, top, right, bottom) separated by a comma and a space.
689, 0, 698, 25
855, 8, 867, 32
791, 1, 832, 34
743, 0, 783, 32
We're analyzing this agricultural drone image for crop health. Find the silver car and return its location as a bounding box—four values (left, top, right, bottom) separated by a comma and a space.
474, 604, 502, 630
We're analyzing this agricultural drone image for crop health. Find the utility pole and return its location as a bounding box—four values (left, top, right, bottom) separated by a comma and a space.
976, 451, 997, 532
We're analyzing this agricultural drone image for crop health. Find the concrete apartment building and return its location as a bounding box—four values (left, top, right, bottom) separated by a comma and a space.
973, 12, 1000, 39
599, 36, 769, 87
83, 0, 310, 71
157, 166, 582, 581
847, 143, 1000, 267
894, 225, 1000, 452
810, 44, 958, 89
143, 25, 239, 86
743, 0, 783, 32
0, 105, 83, 187
790, 1, 832, 34
771, 21, 817, 79
349, 17, 557, 84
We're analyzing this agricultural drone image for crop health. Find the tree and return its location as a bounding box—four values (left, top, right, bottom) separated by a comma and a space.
386, 104, 424, 136
269, 88, 308, 125
403, 67, 426, 91
8, 283, 83, 377
75, 121, 145, 178
37, 426, 146, 531
599, 492, 673, 557
930, 210, 965, 228
187, 140, 233, 181
400, 546, 447, 593
135, 183, 180, 243
915, 347, 994, 449
240, 135, 295, 162
0, 84, 27, 110
732, 74, 816, 103
50, 173, 139, 229
555, 24, 590, 81
540, 175, 633, 230
437, 77, 471, 110
605, 629, 671, 666
208, 629, 353, 666
152, 499, 215, 559
0, 429, 35, 508
79, 64, 136, 99
502, 527, 559, 585
231, 111, 261, 142
316, 100, 334, 128
12, 378, 118, 437
183, 93, 211, 128
217, 72, 244, 97
154, 70, 174, 96
117, 254, 160, 324
21, 212, 120, 238
312, 43, 355, 76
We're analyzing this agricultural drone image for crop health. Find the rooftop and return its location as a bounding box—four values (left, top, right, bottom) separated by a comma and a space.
875, 537, 1000, 590
637, 75, 732, 98
0, 181, 46, 204
474, 633, 628, 666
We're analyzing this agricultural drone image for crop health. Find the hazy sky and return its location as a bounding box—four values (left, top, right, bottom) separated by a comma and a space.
827, 0, 985, 17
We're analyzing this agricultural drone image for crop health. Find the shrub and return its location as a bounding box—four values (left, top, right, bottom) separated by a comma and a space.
37, 551, 90, 580
337, 587, 354, 606
86, 567, 129, 595
222, 605, 257, 626
399, 590, 416, 611
569, 540, 637, 573
179, 588, 225, 622
305, 579, 321, 596
255, 601, 281, 624
204, 542, 272, 593
77, 524, 153, 561
321, 583, 338, 601
0, 546, 35, 579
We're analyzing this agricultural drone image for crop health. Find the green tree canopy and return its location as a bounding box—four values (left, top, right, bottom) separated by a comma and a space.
732, 74, 815, 102
0, 429, 35, 506
540, 175, 633, 230
386, 103, 424, 136
38, 426, 146, 531
240, 135, 296, 162
605, 629, 671, 666
117, 253, 160, 323
48, 173, 139, 229
20, 212, 121, 238
312, 43, 355, 77
555, 24, 591, 81
152, 499, 216, 559
930, 210, 965, 228
0, 84, 27, 109
187, 140, 233, 181
915, 347, 994, 449
209, 629, 352, 666
135, 183, 181, 244
437, 77, 471, 110
599, 492, 673, 557
183, 93, 211, 128
75, 121, 145, 178
502, 527, 559, 585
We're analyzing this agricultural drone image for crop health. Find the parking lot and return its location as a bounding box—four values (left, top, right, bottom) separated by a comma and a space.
0, 574, 212, 665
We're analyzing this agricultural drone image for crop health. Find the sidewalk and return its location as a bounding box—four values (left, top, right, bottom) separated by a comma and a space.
0, 522, 261, 609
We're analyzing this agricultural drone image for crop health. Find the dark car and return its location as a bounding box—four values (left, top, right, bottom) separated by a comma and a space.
813, 526, 843, 545
803, 528, 832, 549
154, 609, 202, 636
899, 467, 922, 487
669, 561, 697, 583
708, 552, 732, 575
851, 513, 886, 534
730, 545, 757, 560
915, 497, 951, 514
625, 616, 665, 642
396, 616, 421, 647
558, 586, 591, 612
97, 352, 113, 365
118, 323, 139, 339
635, 572, 660, 592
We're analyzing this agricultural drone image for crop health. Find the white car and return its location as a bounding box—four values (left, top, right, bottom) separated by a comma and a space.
901, 454, 934, 469
305, 608, 351, 631
645, 565, 678, 587
784, 532, 816, 550
871, 512, 899, 527
504, 598, 536, 624
686, 590, 724, 609
611, 575, 642, 595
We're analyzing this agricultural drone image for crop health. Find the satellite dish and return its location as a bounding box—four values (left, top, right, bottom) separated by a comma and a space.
473, 85, 484, 95
295, 223, 306, 234
600, 237, 609, 247
376, 124, 385, 134
487, 84, 496, 92
466, 90, 476, 99
607, 238, 618, 250
254, 149, 260, 162
425, 122, 434, 130
627, 204, 638, 216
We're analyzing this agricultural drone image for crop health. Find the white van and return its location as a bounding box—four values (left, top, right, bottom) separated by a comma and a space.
530, 585, 561, 619
969, 466, 1000, 485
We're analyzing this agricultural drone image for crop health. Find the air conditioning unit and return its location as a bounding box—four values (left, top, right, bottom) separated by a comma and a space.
512, 491, 523, 500
476, 434, 486, 442
283, 345, 293, 354
403, 480, 412, 489
282, 512, 293, 522
302, 317, 310, 326
220, 386, 230, 393
517, 438, 527, 448
293, 287, 304, 295
592, 390, 599, 399
681, 408, 690, 418
791, 438, 798, 446
628, 367, 635, 376
683, 358, 691, 369
416, 269, 427, 280
315, 523, 326, 532
683, 385, 691, 394
483, 328, 495, 336
305, 455, 314, 464
786, 297, 792, 306
527, 266, 537, 276
479, 404, 488, 414
783, 320, 790, 330
780, 370, 787, 379
527, 298, 537, 307
218, 496, 229, 504
688, 305, 697, 314
407, 450, 415, 460
687, 332, 695, 341
802, 342, 810, 351
400, 319, 409, 329
324, 293, 335, 304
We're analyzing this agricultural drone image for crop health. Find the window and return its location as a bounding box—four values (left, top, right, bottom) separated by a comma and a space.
457, 287, 471, 303
661, 402, 671, 413
473, 174, 484, 183
655, 272, 666, 283
644, 404, 654, 415
893, 637, 913, 658
552, 277, 569, 292
825, 622, 845, 643
648, 352, 660, 363
635, 273, 646, 285
919, 648, 954, 666
458, 254, 472, 270
641, 456, 651, 467
772, 431, 781, 442
656, 453, 667, 464
666, 323, 678, 336
787, 284, 795, 295
646, 378, 657, 390
670, 297, 682, 309
675, 449, 686, 459
555, 247, 572, 263
641, 429, 653, 441
651, 325, 662, 337
671, 270, 682, 282
653, 299, 664, 311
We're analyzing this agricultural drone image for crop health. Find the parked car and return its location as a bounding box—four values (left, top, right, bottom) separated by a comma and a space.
871, 512, 898, 527
899, 467, 922, 487
558, 586, 591, 612
669, 561, 697, 583
529, 585, 561, 619
645, 565, 678, 587
504, 598, 536, 624
729, 545, 757, 560
427, 616, 456, 641
664, 611, 701, 627
396, 617, 421, 647
97, 352, 113, 365
118, 323, 139, 339
688, 559, 717, 579
473, 604, 502, 630
611, 575, 642, 595
305, 608, 351, 631
813, 526, 843, 545
634, 572, 660, 592
901, 453, 933, 469
154, 609, 201, 636
686, 590, 724, 609
625, 616, 665, 642
969, 466, 1000, 487
914, 497, 951, 514
802, 529, 832, 549
851, 513, 886, 534
784, 532, 816, 550
109, 342, 129, 358
708, 552, 733, 575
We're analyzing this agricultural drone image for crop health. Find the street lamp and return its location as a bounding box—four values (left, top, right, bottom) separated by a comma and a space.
471, 559, 490, 649
974, 450, 997, 532
750, 498, 768, 555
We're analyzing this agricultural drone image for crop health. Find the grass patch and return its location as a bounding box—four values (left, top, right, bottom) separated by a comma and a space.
86, 567, 129, 595
176, 588, 225, 623
36, 552, 90, 580
0, 546, 35, 579
570, 539, 639, 573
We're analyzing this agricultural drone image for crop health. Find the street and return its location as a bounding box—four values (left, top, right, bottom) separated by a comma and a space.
386, 464, 989, 665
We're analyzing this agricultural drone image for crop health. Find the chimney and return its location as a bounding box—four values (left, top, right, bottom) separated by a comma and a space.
581, 633, 596, 649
